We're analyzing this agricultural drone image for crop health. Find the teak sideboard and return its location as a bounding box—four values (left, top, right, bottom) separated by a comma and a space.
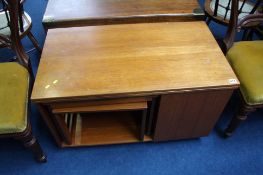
32, 22, 239, 147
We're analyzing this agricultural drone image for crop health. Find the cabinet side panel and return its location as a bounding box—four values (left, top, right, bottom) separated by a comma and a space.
154, 89, 233, 141
192, 90, 233, 137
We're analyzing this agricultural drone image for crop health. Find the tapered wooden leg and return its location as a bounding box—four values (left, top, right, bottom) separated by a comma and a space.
53, 114, 72, 144
27, 31, 42, 53
36, 103, 62, 146
146, 100, 156, 135
224, 102, 254, 137
139, 109, 147, 141
15, 125, 47, 163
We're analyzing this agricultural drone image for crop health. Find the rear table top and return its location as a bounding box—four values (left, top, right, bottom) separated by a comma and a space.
42, 0, 204, 29
32, 22, 239, 103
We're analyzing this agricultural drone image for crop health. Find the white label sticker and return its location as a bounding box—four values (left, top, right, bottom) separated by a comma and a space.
228, 79, 238, 84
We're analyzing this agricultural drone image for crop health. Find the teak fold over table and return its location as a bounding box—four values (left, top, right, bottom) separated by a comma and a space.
32, 22, 239, 148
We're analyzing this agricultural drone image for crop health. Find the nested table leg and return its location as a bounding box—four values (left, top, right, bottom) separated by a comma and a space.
139, 109, 147, 141
146, 100, 156, 135
36, 103, 62, 146
53, 114, 72, 144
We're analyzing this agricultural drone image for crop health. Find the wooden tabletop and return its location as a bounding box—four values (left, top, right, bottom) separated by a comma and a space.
42, 0, 204, 29
32, 22, 239, 103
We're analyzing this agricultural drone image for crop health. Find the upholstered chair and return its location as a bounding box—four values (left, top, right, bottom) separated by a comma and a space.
0, 0, 46, 162
221, 0, 263, 137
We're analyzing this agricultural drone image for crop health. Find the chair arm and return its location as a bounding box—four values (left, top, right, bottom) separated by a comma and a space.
223, 0, 263, 53
238, 14, 263, 30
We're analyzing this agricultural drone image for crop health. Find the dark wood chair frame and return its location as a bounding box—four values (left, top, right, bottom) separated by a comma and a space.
221, 0, 263, 137
204, 0, 263, 40
0, 0, 42, 52
0, 0, 46, 162
205, 0, 262, 25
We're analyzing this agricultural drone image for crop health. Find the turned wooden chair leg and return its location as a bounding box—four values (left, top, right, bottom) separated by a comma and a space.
15, 125, 47, 163
224, 102, 253, 137
27, 31, 42, 53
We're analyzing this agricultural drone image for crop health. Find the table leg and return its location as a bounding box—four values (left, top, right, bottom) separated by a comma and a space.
139, 109, 147, 141
36, 103, 62, 146
146, 100, 156, 135
53, 114, 72, 144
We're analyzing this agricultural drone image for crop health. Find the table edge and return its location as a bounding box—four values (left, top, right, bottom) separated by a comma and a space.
31, 84, 239, 104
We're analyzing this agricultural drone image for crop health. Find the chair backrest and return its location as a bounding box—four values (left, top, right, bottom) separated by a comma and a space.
222, 0, 263, 52
0, 0, 31, 72
0, 0, 10, 46
211, 0, 262, 21
1, 0, 25, 33
217, 0, 262, 20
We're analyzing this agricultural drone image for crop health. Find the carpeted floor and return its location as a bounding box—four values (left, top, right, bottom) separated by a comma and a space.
0, 1, 262, 175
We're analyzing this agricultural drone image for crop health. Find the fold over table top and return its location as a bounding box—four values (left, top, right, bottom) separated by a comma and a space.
32, 22, 239, 103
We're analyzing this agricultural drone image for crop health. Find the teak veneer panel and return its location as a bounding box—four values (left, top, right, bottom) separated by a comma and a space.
32, 22, 239, 103
154, 89, 234, 141
52, 101, 147, 114
50, 97, 149, 110
43, 0, 204, 29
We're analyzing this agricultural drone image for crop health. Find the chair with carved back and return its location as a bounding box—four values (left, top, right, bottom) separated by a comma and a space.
0, 0, 42, 53
204, 0, 263, 39
220, 0, 263, 137
0, 0, 46, 162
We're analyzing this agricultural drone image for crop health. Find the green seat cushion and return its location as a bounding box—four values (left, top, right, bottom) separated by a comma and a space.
0, 62, 29, 134
227, 41, 263, 105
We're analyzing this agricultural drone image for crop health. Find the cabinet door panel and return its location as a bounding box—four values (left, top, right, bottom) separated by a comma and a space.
154, 90, 233, 141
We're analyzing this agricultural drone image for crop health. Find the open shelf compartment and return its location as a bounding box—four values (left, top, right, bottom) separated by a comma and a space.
50, 99, 153, 147
62, 111, 152, 147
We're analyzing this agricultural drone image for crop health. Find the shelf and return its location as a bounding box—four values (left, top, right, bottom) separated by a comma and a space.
52, 101, 147, 114
61, 111, 152, 147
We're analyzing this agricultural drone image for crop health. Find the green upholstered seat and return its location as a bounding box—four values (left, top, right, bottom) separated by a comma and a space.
227, 41, 263, 105
0, 62, 29, 134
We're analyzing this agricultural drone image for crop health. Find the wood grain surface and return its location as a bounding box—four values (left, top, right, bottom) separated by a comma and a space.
42, 0, 204, 29
32, 22, 239, 102
154, 89, 234, 141
52, 101, 147, 114
62, 112, 152, 147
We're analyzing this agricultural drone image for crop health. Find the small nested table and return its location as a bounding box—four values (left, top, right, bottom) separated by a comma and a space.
32, 22, 239, 147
